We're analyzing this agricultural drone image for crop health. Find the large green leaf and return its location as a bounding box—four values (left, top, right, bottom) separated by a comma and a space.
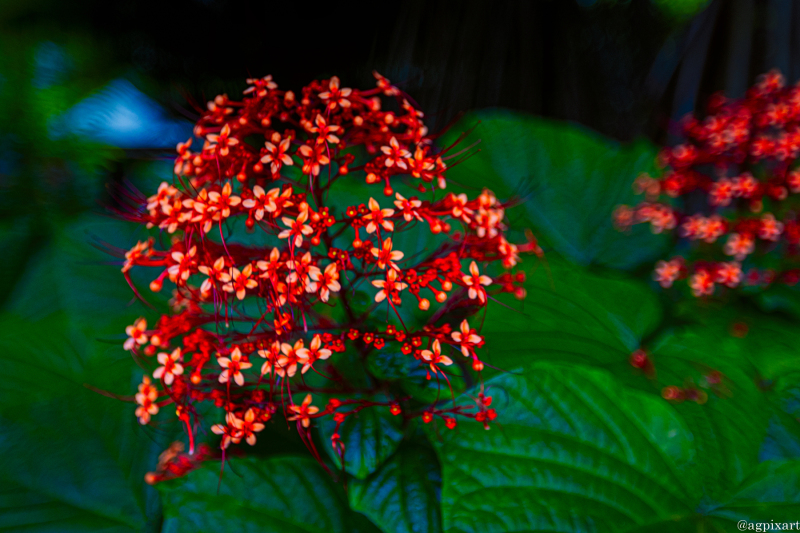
636, 460, 800, 531
756, 284, 800, 321
670, 301, 800, 387
440, 110, 668, 269
349, 439, 442, 533
0, 215, 166, 532
707, 460, 800, 522
480, 257, 787, 504
4, 215, 161, 331
759, 411, 800, 461
157, 456, 379, 533
0, 310, 168, 533
429, 362, 699, 533
479, 256, 662, 375
653, 317, 800, 527
0, 384, 165, 533
664, 301, 800, 465
0, 216, 48, 308
317, 398, 405, 480
0, 480, 143, 533
646, 320, 784, 498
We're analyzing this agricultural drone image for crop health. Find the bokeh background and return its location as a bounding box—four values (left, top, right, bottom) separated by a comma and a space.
2, 1, 800, 532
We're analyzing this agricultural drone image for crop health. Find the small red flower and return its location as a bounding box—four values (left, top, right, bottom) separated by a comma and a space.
381, 136, 410, 169
211, 412, 244, 450
234, 408, 267, 446
124, 318, 148, 351
218, 347, 253, 386
689, 269, 715, 297
318, 76, 352, 110
371, 237, 404, 270
279, 208, 313, 247
450, 319, 483, 357
206, 124, 239, 157
287, 394, 320, 428
364, 197, 395, 233
135, 376, 159, 424
277, 340, 304, 378
653, 258, 684, 288
257, 340, 281, 376
223, 264, 258, 300
307, 263, 341, 302
420, 339, 453, 376
153, 348, 184, 385
372, 268, 407, 304
462, 261, 492, 304
261, 134, 294, 175
296, 334, 332, 374
724, 233, 755, 261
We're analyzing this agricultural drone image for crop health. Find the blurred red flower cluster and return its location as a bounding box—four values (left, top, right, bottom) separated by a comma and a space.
616, 70, 800, 296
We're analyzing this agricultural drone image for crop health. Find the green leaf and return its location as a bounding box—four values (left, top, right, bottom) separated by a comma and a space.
755, 284, 800, 320
429, 362, 699, 533
664, 301, 800, 465
0, 387, 165, 533
440, 110, 668, 269
0, 214, 166, 532
399, 359, 468, 405
480, 257, 791, 504
157, 456, 380, 533
317, 400, 405, 480
647, 324, 775, 498
479, 256, 661, 374
349, 439, 442, 533
435, 363, 699, 532
621, 460, 800, 531
0, 482, 133, 533
367, 350, 412, 380
650, 0, 712, 21
628, 460, 800, 531
759, 411, 800, 461
0, 215, 47, 308
672, 301, 800, 387
0, 313, 85, 406
0, 479, 143, 533
707, 460, 800, 523
4, 215, 161, 331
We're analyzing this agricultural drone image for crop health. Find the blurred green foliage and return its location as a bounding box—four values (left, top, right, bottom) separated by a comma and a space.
650, 0, 712, 21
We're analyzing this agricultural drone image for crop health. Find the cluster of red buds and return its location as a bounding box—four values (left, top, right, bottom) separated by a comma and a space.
660, 368, 731, 405
615, 70, 800, 297
629, 349, 731, 404
143, 442, 213, 485
114, 72, 535, 476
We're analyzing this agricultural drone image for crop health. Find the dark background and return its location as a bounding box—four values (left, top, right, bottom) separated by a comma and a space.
7, 0, 800, 148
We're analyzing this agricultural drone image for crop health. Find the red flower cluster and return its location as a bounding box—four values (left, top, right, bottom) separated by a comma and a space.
115, 73, 532, 475
615, 70, 800, 296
